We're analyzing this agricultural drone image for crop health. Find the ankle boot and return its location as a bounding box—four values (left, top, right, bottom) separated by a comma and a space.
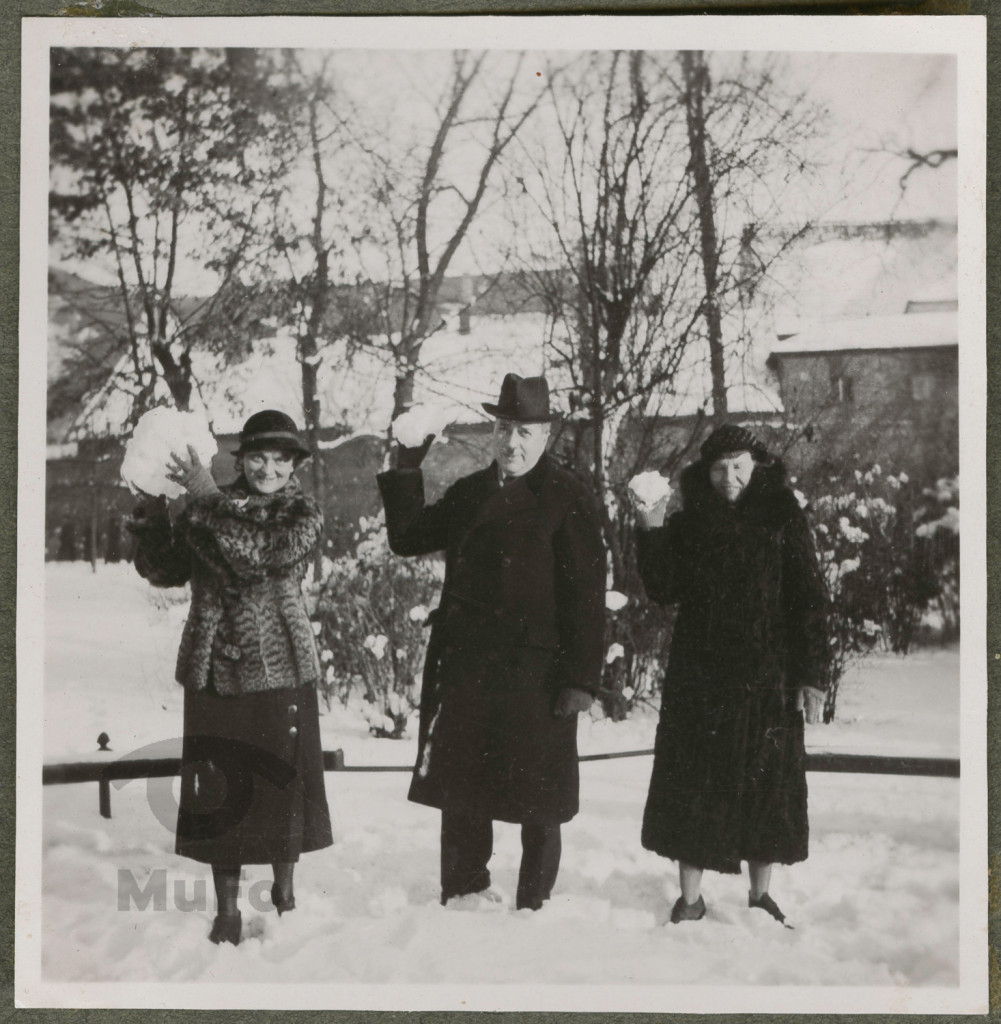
748, 890, 794, 929
208, 911, 242, 945
670, 894, 706, 923
271, 883, 296, 916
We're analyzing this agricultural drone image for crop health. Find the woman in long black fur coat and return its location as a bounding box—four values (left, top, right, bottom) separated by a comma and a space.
633, 425, 829, 927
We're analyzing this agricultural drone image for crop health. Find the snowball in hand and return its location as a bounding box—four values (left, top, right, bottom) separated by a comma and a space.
121, 408, 219, 499
628, 471, 673, 508
391, 405, 456, 449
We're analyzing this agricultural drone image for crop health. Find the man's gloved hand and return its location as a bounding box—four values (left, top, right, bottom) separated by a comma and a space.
167, 444, 220, 499
396, 433, 435, 471
796, 685, 826, 725
553, 687, 594, 717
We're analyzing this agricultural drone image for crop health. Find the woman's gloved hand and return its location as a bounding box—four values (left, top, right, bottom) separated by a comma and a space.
633, 495, 670, 529
553, 687, 594, 717
396, 434, 435, 471
796, 685, 826, 725
167, 444, 221, 499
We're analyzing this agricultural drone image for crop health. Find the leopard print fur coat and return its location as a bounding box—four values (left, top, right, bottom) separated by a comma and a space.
130, 478, 323, 696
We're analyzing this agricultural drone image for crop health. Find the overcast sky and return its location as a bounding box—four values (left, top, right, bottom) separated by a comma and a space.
50, 48, 958, 294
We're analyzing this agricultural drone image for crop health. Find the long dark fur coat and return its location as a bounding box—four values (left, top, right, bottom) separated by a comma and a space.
635, 457, 829, 873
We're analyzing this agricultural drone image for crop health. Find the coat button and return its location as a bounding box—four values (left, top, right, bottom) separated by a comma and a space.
288, 704, 298, 715
289, 726, 298, 738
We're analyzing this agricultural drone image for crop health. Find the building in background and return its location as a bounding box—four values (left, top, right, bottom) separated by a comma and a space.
45, 219, 958, 562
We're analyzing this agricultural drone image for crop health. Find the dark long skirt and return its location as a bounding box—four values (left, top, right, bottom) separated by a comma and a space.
176, 682, 333, 865
641, 684, 808, 874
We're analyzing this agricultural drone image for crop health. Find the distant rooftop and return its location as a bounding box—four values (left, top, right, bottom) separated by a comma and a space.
769, 309, 957, 358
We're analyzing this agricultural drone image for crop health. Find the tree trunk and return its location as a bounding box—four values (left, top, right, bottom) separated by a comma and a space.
681, 51, 728, 423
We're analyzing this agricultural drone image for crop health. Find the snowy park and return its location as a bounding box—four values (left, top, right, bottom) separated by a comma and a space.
40, 561, 960, 991
22, 20, 984, 1012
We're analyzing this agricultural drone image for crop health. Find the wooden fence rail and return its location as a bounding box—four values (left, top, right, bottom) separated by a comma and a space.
42, 748, 960, 820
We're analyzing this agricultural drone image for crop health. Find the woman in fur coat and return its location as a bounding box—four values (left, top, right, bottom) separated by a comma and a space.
633, 425, 829, 927
129, 410, 333, 946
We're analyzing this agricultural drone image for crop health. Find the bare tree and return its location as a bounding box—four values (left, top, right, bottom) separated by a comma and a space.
49, 47, 294, 427
671, 51, 826, 421
332, 51, 547, 426
513, 51, 704, 583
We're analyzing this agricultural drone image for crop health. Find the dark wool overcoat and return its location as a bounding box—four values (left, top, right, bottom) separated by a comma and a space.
635, 459, 829, 874
131, 477, 333, 865
377, 454, 606, 824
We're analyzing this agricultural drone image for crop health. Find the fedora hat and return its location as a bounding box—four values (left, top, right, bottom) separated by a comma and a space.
482, 374, 559, 423
234, 410, 312, 459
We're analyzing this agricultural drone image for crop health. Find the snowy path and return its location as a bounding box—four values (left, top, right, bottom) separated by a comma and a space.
37, 563, 960, 987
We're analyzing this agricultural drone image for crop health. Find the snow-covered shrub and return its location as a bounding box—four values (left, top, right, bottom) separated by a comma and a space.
805, 466, 960, 721
312, 511, 443, 738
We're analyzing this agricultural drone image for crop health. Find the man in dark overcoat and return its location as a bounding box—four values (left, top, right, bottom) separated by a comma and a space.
377, 374, 606, 911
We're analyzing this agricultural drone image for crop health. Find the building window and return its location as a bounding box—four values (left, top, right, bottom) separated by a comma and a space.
911, 372, 936, 402
831, 375, 854, 404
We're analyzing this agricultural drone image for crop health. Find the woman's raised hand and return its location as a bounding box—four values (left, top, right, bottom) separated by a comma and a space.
627, 472, 674, 529
166, 444, 220, 499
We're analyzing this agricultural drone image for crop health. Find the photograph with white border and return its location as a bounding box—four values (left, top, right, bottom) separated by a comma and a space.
16, 14, 987, 1012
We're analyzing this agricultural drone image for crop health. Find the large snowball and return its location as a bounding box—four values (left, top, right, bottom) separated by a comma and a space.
391, 405, 457, 448
628, 471, 673, 508
121, 407, 219, 499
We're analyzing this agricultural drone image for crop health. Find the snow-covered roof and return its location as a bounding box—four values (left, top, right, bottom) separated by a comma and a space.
767, 222, 957, 327
770, 310, 957, 357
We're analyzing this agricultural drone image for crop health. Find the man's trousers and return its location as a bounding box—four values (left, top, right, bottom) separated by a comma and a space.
440, 807, 562, 911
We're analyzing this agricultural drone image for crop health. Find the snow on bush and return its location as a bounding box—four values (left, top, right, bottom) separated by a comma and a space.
605, 591, 628, 612
627, 471, 673, 508
805, 467, 960, 721
314, 510, 442, 739
120, 407, 218, 498
391, 405, 457, 448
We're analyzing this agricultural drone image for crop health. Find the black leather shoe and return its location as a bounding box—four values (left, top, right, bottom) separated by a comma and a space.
748, 891, 794, 929
271, 884, 296, 916
670, 894, 706, 923
208, 911, 242, 945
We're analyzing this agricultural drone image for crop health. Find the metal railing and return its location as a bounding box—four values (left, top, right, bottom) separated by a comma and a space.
42, 746, 960, 820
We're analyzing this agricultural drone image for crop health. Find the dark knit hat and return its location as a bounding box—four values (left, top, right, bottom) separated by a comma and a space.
699, 424, 769, 465
234, 410, 312, 459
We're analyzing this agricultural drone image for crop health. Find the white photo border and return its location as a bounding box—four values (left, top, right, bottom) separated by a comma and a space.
16, 13, 988, 1012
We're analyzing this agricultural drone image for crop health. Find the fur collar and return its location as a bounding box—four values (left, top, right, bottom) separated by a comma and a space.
679, 458, 797, 527
224, 474, 303, 506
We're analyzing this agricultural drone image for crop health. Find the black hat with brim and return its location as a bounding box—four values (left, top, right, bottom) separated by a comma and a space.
482, 373, 560, 423
234, 409, 312, 459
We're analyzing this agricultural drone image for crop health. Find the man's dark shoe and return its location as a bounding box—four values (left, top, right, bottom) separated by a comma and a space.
670, 894, 706, 923
748, 891, 794, 929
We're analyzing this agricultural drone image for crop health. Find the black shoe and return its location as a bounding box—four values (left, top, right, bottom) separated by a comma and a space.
208, 911, 242, 945
271, 883, 296, 916
670, 894, 706, 923
748, 891, 794, 929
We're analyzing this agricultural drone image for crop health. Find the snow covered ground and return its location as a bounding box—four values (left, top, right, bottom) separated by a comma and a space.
36, 563, 962, 997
